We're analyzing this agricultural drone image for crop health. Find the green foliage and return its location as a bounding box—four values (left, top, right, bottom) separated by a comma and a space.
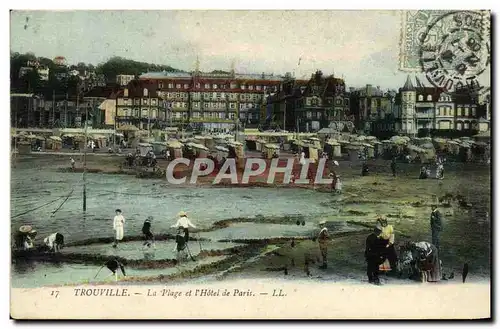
95, 56, 182, 81
11, 52, 183, 94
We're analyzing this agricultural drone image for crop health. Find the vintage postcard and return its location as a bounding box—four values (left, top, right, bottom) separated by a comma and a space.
9, 9, 491, 320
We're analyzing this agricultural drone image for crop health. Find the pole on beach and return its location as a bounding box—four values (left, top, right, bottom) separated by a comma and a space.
83, 94, 87, 212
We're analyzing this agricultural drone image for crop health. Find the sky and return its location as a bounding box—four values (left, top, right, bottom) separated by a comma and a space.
10, 10, 491, 90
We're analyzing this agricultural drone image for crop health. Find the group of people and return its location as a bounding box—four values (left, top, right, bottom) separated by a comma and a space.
14, 225, 65, 253
363, 206, 444, 285
314, 204, 445, 285
113, 209, 198, 262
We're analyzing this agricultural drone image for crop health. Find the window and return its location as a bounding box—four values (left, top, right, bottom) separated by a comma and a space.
256, 85, 261, 91
143, 98, 148, 105
142, 109, 148, 118
151, 99, 156, 105
213, 84, 218, 89
151, 110, 157, 118
418, 95, 424, 101
427, 95, 432, 101
168, 83, 173, 88
457, 107, 462, 116
184, 84, 189, 89
229, 103, 236, 109
193, 102, 199, 108
196, 83, 201, 88
306, 111, 312, 118
241, 85, 246, 90
175, 84, 180, 89
464, 122, 470, 129
159, 82, 163, 89
205, 84, 210, 89
472, 108, 476, 116
464, 108, 469, 116
230, 82, 238, 89
249, 85, 254, 90
134, 109, 139, 117
193, 112, 200, 118
203, 92, 210, 99
229, 113, 235, 119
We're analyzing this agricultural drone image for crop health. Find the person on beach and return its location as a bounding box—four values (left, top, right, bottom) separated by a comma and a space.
419, 166, 429, 179
390, 157, 397, 177
299, 151, 306, 166
365, 226, 385, 285
14, 226, 37, 251
376, 216, 398, 275
404, 241, 441, 282
113, 209, 125, 248
362, 162, 369, 176
142, 216, 155, 247
436, 163, 444, 180
430, 205, 443, 252
95, 259, 126, 282
317, 220, 329, 269
43, 232, 64, 252
173, 227, 189, 262
171, 211, 196, 242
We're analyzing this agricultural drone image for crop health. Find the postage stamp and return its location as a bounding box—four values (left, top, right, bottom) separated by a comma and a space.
400, 10, 490, 94
8, 10, 491, 320
399, 10, 452, 72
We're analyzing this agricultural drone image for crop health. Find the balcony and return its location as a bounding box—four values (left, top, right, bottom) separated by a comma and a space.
116, 116, 166, 123
415, 112, 434, 119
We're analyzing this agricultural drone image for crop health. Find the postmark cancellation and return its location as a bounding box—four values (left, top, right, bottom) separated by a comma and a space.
400, 10, 490, 93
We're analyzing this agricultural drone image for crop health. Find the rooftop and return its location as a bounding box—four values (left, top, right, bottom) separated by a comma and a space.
139, 71, 284, 81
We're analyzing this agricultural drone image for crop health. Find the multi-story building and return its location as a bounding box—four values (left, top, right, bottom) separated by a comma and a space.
349, 84, 394, 133
394, 75, 486, 135
116, 74, 135, 86
265, 71, 349, 132
11, 84, 118, 129
114, 80, 167, 130
138, 70, 283, 131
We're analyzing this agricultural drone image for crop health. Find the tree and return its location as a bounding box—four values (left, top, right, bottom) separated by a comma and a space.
96, 56, 182, 82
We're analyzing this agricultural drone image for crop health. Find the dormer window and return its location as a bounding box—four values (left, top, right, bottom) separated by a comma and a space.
427, 95, 432, 101
418, 95, 423, 101
143, 88, 148, 97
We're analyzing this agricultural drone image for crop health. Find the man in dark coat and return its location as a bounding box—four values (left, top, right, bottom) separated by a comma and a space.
430, 205, 443, 252
142, 216, 154, 246
365, 226, 385, 285
390, 158, 397, 177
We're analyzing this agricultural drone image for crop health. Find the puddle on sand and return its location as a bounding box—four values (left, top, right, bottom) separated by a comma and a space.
61, 241, 243, 261
199, 221, 361, 241
11, 256, 228, 288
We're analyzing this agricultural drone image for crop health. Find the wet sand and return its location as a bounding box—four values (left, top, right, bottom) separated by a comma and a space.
11, 154, 491, 287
